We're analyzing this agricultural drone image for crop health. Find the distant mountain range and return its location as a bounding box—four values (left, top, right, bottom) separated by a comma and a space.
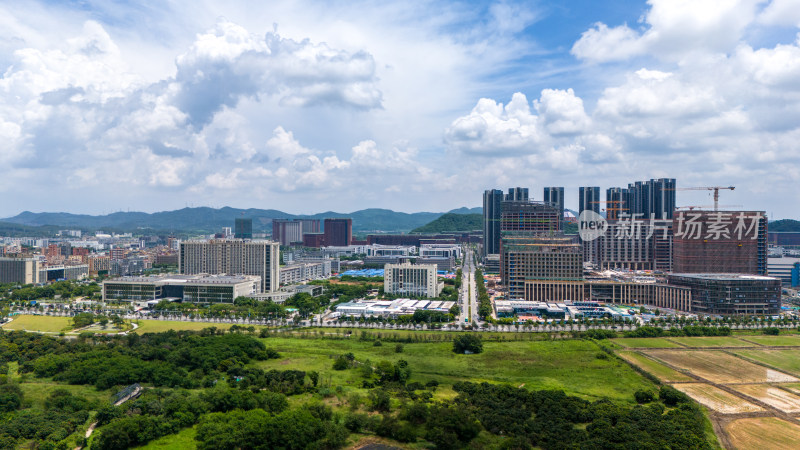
0, 206, 483, 235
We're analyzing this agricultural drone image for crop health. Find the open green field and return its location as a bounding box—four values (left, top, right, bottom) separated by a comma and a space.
617, 351, 693, 382
305, 327, 558, 342
610, 337, 685, 348
136, 427, 197, 449
668, 336, 754, 347
132, 320, 236, 333
736, 335, 800, 346
19, 379, 113, 408
257, 336, 656, 403
732, 349, 800, 377
2, 314, 72, 333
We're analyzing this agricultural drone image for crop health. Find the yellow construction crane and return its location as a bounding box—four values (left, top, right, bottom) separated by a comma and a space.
675, 186, 735, 211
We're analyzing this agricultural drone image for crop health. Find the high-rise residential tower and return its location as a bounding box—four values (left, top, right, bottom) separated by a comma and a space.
505, 187, 529, 202
483, 189, 504, 256
543, 187, 565, 223
323, 218, 352, 246
179, 239, 280, 292
234, 218, 253, 239
578, 186, 600, 215
605, 187, 629, 220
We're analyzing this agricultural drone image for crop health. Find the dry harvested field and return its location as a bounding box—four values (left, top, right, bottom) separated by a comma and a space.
667, 336, 753, 348
617, 351, 693, 382
644, 350, 799, 384
732, 349, 800, 378
731, 384, 800, 413
781, 383, 800, 396
673, 383, 763, 414
726, 417, 800, 450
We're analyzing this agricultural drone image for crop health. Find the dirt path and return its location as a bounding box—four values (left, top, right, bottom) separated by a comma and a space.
75, 385, 143, 450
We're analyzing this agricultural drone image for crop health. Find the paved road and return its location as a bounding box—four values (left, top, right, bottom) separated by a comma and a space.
459, 247, 480, 325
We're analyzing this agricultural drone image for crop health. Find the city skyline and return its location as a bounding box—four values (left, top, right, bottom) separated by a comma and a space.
2, 1, 800, 219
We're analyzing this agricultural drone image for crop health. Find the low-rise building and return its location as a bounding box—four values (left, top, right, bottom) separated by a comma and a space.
103, 274, 261, 303
280, 261, 331, 284
334, 298, 455, 319
39, 264, 88, 282
420, 244, 461, 259
367, 245, 416, 257
768, 257, 800, 287
667, 273, 781, 315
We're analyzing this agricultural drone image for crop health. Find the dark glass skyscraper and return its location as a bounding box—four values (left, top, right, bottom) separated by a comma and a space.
650, 178, 676, 219
234, 218, 253, 239
605, 187, 629, 220
543, 187, 565, 223
483, 189, 504, 256
624, 178, 676, 219
504, 187, 529, 202
578, 186, 600, 215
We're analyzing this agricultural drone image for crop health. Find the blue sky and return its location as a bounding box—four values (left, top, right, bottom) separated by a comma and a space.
1, 0, 799, 219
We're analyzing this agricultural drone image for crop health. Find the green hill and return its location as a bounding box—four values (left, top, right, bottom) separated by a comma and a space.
411, 213, 482, 234
770, 219, 800, 232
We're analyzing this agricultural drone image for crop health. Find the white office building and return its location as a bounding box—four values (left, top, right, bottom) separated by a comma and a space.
384, 262, 440, 298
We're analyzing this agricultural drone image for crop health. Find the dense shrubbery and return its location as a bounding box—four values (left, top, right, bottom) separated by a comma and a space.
93, 387, 291, 450
451, 382, 710, 449
474, 270, 492, 319
25, 332, 280, 390
581, 329, 618, 340
8, 280, 101, 301
195, 407, 348, 450
453, 334, 483, 354
0, 389, 94, 448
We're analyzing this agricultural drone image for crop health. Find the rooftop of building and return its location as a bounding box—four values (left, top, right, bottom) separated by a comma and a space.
669, 273, 778, 281
106, 274, 260, 284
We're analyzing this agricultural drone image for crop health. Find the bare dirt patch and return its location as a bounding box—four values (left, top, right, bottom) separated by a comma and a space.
731, 384, 800, 414
673, 383, 763, 414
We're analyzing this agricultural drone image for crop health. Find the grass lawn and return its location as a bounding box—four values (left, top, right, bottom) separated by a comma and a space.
256, 336, 656, 404
19, 379, 113, 408
132, 320, 237, 333
617, 351, 693, 382
610, 338, 685, 348
736, 335, 800, 346
731, 349, 800, 377
668, 336, 754, 348
302, 327, 557, 342
136, 427, 197, 449
2, 314, 73, 333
